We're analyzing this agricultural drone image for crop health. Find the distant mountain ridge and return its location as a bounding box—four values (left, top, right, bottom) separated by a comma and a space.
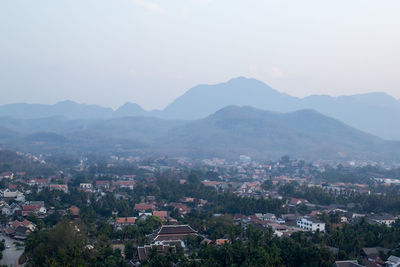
1, 77, 400, 139
160, 77, 400, 140
1, 106, 400, 162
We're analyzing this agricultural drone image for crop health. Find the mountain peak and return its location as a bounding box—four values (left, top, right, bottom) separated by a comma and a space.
114, 102, 146, 117
161, 77, 288, 120
55, 100, 79, 106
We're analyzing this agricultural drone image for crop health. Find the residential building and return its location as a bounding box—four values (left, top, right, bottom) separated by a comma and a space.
115, 217, 136, 227
153, 211, 168, 222
113, 180, 135, 189
137, 243, 175, 262
0, 172, 14, 179
386, 255, 400, 267
79, 183, 93, 190
49, 184, 68, 193
368, 214, 396, 226
95, 180, 110, 190
334, 260, 364, 267
296, 216, 325, 232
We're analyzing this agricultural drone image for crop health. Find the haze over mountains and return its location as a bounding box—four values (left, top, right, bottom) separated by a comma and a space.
1, 105, 400, 162
1, 77, 400, 162
1, 77, 399, 140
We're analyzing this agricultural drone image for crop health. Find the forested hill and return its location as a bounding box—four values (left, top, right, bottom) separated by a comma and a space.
1, 106, 400, 162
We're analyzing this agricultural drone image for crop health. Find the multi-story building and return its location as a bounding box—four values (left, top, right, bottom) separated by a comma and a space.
296, 216, 325, 232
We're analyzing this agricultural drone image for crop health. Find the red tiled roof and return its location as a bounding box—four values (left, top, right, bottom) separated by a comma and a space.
169, 203, 190, 213
153, 211, 167, 217
8, 184, 18, 190
5, 228, 15, 235
116, 217, 135, 224
216, 239, 230, 245
114, 181, 135, 186
68, 206, 80, 216
22, 220, 32, 227
153, 211, 167, 221
12, 219, 33, 229
22, 205, 37, 211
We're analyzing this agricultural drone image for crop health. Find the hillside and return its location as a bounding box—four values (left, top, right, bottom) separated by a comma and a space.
1, 77, 400, 140
0, 106, 399, 162
160, 77, 400, 140
154, 106, 393, 160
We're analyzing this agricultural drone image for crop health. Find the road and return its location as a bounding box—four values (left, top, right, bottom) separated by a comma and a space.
0, 234, 24, 267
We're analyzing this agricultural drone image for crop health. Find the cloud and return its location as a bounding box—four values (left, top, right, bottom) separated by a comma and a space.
271, 67, 284, 78
132, 0, 163, 13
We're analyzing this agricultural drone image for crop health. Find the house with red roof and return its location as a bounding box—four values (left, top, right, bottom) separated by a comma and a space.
153, 211, 168, 222
115, 217, 136, 227
95, 180, 110, 190
22, 201, 46, 216
289, 198, 308, 206
10, 219, 36, 232
216, 239, 231, 245
68, 206, 80, 219
169, 202, 191, 215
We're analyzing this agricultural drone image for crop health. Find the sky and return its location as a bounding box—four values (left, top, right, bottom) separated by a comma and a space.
1, 0, 400, 110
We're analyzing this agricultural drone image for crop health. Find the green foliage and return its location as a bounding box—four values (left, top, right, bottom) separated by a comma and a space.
24, 220, 127, 267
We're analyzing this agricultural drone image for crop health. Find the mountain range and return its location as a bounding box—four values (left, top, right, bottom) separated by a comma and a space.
1, 77, 399, 140
0, 105, 400, 162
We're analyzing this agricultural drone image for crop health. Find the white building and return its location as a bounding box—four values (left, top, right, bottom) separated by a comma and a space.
296, 216, 325, 232
386, 255, 400, 267
79, 183, 93, 189
239, 155, 251, 163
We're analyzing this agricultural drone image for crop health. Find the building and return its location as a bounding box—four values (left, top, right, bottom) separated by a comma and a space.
296, 216, 325, 232
11, 219, 36, 232
49, 184, 68, 193
169, 202, 190, 215
153, 225, 198, 242
216, 239, 230, 245
79, 183, 92, 190
368, 214, 396, 226
0, 172, 14, 179
68, 206, 80, 219
113, 180, 135, 190
239, 155, 251, 163
22, 202, 46, 217
361, 247, 390, 266
115, 217, 136, 227
153, 211, 168, 222
1, 203, 21, 216
386, 255, 400, 267
334, 260, 364, 267
95, 180, 110, 189
3, 189, 25, 201
136, 243, 175, 262
27, 179, 50, 187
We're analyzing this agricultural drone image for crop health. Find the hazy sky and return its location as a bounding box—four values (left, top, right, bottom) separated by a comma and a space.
1, 0, 399, 110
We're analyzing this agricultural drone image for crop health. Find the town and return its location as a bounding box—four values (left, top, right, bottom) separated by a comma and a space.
1, 149, 400, 266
